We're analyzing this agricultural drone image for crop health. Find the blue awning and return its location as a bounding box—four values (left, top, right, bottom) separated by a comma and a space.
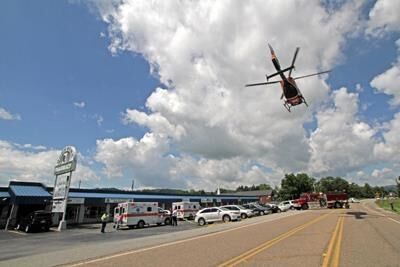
0, 191, 10, 198
10, 185, 51, 197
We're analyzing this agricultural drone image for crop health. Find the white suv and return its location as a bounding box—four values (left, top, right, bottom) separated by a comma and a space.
195, 207, 240, 226
280, 200, 295, 210
220, 205, 254, 219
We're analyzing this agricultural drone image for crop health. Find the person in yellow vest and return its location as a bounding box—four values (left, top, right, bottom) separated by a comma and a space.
100, 212, 108, 233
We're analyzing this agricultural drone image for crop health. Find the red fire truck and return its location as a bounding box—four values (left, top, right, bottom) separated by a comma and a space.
293, 192, 349, 210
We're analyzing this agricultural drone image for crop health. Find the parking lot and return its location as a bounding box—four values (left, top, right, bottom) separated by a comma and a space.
0, 210, 298, 266
0, 219, 198, 262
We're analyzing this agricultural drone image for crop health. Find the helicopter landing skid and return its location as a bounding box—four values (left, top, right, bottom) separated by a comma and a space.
283, 102, 291, 112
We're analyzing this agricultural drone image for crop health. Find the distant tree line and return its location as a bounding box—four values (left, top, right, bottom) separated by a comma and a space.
277, 173, 398, 200
127, 173, 399, 199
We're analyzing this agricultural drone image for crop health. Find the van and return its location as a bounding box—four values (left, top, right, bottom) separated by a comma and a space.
172, 201, 200, 220
114, 202, 170, 229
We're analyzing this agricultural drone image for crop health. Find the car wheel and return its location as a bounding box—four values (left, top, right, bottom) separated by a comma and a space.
198, 218, 206, 226
164, 217, 171, 225
25, 225, 30, 233
137, 220, 145, 229
241, 213, 247, 219
277, 209, 281, 213
222, 215, 231, 223
260, 211, 265, 216
302, 203, 309, 210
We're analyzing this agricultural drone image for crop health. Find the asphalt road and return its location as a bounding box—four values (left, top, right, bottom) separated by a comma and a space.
1, 201, 400, 267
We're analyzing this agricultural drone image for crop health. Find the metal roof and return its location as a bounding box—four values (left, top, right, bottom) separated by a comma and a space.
220, 190, 273, 197
10, 185, 51, 197
68, 191, 257, 200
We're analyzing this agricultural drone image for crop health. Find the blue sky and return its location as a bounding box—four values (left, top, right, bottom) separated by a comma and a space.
1, 1, 400, 190
0, 1, 157, 149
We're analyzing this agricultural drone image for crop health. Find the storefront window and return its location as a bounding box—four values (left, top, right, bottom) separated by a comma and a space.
84, 206, 105, 219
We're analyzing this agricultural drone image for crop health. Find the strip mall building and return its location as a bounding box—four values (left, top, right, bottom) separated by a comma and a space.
0, 181, 272, 228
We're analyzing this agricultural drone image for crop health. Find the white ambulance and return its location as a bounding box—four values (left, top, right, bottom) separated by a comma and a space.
172, 201, 200, 220
114, 202, 171, 229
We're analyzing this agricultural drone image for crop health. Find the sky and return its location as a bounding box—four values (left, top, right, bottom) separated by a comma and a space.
1, 0, 400, 191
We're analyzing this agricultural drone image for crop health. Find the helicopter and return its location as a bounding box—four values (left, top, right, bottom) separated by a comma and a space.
245, 44, 330, 112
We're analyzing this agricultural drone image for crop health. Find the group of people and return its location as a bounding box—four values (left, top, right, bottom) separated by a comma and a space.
99, 208, 179, 233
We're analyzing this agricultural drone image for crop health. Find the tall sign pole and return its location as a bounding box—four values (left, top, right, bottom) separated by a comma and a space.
52, 146, 77, 231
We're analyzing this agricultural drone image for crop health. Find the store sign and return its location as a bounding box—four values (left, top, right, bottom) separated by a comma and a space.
52, 146, 77, 215
68, 198, 85, 204
53, 173, 69, 200
54, 146, 77, 175
52, 200, 66, 213
105, 198, 133, 203
201, 198, 213, 203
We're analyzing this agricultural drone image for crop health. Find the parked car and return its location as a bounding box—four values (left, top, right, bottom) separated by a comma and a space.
278, 201, 291, 212
158, 207, 171, 225
242, 203, 270, 216
348, 198, 360, 203
194, 207, 240, 226
16, 210, 52, 233
220, 205, 255, 219
158, 207, 171, 216
259, 203, 281, 213
280, 200, 295, 209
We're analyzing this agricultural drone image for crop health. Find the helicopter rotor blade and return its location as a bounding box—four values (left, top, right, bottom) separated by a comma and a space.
288, 47, 300, 77
245, 81, 280, 87
293, 70, 331, 80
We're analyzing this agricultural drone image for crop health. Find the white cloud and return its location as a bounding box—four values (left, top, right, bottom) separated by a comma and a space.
95, 114, 104, 126
13, 143, 47, 150
91, 1, 400, 190
0, 107, 21, 120
370, 39, 400, 107
374, 112, 400, 160
308, 87, 378, 176
366, 0, 400, 36
0, 140, 100, 187
73, 101, 86, 108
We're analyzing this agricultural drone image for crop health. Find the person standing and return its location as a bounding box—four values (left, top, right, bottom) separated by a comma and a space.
101, 212, 108, 233
114, 214, 123, 230
172, 209, 178, 226
389, 197, 395, 211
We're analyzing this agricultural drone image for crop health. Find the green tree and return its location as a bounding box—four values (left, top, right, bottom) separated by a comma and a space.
347, 183, 363, 198
362, 183, 374, 198
316, 176, 349, 193
280, 173, 315, 200
397, 176, 400, 197
258, 183, 272, 190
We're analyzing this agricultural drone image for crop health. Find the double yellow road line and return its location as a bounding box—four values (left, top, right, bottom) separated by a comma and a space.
322, 215, 345, 267
219, 211, 334, 267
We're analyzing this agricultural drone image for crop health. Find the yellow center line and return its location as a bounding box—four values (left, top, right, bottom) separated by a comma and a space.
218, 211, 335, 267
322, 214, 345, 267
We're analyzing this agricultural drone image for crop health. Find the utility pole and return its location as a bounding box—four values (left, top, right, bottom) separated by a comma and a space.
78, 180, 81, 189
131, 179, 135, 191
